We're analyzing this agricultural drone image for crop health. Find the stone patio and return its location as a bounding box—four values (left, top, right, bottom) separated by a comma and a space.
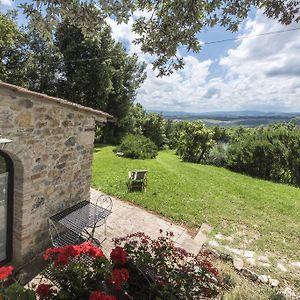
90, 188, 209, 256
22, 188, 209, 286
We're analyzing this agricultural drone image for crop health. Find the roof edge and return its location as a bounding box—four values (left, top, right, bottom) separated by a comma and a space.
0, 81, 113, 121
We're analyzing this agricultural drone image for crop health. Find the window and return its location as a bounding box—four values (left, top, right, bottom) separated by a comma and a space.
0, 151, 13, 265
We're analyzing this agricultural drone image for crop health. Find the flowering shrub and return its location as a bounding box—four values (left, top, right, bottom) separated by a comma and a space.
114, 231, 220, 299
0, 266, 13, 281
0, 232, 219, 299
0, 265, 36, 300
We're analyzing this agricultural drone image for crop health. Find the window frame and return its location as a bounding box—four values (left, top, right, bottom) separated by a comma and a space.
0, 150, 14, 266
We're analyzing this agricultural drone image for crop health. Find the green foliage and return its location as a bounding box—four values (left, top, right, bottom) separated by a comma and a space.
25, 25, 62, 96
167, 121, 187, 149
116, 134, 158, 159
1, 238, 220, 300
213, 126, 231, 143
0, 12, 28, 86
142, 113, 166, 149
0, 283, 36, 300
177, 121, 215, 163
20, 1, 300, 75
206, 143, 228, 167
114, 232, 219, 299
164, 119, 175, 147
227, 123, 300, 186
55, 20, 146, 144
0, 7, 146, 145
124, 103, 146, 136
94, 125, 103, 143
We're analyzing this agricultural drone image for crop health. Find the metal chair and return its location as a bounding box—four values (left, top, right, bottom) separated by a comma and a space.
87, 194, 113, 245
48, 218, 86, 247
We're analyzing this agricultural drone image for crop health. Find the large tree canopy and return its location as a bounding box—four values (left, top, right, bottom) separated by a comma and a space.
0, 12, 28, 86
0, 9, 146, 144
20, 0, 300, 75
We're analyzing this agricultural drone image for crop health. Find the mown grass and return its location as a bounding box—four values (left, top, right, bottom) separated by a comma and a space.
92, 145, 300, 260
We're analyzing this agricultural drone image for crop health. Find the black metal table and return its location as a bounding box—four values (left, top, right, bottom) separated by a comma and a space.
49, 200, 111, 246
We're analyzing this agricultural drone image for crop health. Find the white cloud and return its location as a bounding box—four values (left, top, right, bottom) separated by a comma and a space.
137, 58, 212, 111
212, 11, 300, 112
107, 10, 300, 112
0, 0, 12, 6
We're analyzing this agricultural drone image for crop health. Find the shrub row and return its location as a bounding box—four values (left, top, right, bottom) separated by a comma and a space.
206, 123, 300, 186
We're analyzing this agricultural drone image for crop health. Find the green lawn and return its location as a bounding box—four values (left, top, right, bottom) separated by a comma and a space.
92, 145, 300, 260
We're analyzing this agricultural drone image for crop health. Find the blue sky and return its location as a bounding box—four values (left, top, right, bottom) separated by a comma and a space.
1, 0, 300, 113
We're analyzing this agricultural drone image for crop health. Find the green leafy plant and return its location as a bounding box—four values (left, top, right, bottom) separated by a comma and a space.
206, 143, 228, 167
0, 233, 220, 300
116, 134, 158, 159
227, 123, 300, 186
0, 266, 36, 300
176, 121, 215, 163
114, 231, 220, 299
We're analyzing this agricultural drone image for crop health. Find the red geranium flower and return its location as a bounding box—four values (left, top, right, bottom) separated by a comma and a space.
0, 266, 14, 281
56, 253, 69, 266
78, 242, 105, 258
63, 245, 80, 257
43, 242, 105, 266
36, 283, 53, 299
110, 247, 127, 264
110, 268, 129, 290
43, 247, 63, 261
89, 291, 116, 300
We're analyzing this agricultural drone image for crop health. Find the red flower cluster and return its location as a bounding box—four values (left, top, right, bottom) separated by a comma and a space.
43, 242, 105, 266
110, 247, 127, 264
110, 268, 129, 290
36, 283, 53, 299
0, 266, 14, 281
89, 291, 116, 300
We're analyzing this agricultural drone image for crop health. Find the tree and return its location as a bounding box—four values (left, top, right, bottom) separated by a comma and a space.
142, 113, 166, 149
169, 121, 188, 150
20, 0, 300, 75
164, 119, 175, 147
0, 12, 28, 86
25, 24, 62, 96
177, 121, 214, 163
212, 126, 231, 143
124, 103, 147, 136
55, 20, 146, 144
0, 7, 146, 145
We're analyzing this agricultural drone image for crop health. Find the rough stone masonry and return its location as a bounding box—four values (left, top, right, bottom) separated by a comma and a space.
0, 82, 112, 266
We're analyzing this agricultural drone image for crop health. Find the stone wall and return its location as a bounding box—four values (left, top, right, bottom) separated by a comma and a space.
0, 85, 108, 265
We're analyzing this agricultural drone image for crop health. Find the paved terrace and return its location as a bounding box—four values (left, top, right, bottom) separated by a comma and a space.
21, 188, 210, 285
90, 188, 210, 256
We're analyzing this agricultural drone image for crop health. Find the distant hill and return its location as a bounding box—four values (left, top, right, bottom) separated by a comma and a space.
148, 110, 300, 127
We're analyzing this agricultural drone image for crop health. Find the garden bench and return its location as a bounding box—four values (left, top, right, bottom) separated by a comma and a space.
127, 170, 148, 192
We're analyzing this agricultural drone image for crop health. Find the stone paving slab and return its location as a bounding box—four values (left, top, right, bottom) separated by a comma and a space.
90, 188, 205, 255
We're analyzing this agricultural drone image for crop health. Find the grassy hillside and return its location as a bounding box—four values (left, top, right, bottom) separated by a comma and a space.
92, 145, 300, 260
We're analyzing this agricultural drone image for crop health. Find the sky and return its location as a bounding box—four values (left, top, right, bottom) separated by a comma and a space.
1, 0, 300, 113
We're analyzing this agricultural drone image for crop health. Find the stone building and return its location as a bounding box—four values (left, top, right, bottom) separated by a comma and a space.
0, 82, 112, 267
